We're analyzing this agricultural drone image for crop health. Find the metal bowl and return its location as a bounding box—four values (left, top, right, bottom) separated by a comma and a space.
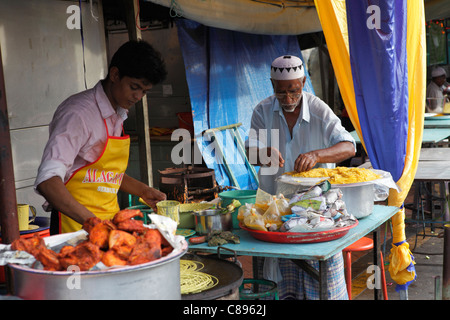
192, 209, 232, 235
8, 241, 188, 300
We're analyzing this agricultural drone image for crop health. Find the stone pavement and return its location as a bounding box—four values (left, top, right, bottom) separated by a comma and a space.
354, 227, 446, 300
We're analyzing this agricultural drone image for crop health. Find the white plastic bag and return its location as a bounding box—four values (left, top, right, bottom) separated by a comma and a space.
263, 257, 283, 283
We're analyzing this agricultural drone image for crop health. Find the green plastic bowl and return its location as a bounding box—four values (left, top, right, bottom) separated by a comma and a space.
219, 189, 257, 229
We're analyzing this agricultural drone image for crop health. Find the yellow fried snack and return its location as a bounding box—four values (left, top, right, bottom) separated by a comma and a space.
180, 260, 218, 294
284, 167, 382, 184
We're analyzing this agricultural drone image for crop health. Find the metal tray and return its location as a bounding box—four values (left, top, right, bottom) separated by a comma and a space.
181, 251, 243, 300
239, 220, 358, 244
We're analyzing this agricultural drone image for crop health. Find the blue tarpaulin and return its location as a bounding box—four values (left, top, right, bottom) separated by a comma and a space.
176, 19, 314, 189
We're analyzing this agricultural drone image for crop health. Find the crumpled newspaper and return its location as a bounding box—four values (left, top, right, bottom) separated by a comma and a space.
0, 245, 35, 266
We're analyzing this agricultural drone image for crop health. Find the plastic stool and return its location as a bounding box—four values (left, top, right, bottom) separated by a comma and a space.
239, 278, 279, 300
343, 237, 388, 300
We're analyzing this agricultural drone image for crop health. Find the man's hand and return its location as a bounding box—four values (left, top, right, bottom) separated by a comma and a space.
248, 147, 285, 168
140, 187, 167, 212
263, 147, 285, 168
294, 151, 319, 172
293, 141, 355, 173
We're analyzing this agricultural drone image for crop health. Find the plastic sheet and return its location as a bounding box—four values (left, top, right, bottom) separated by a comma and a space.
176, 19, 314, 189
277, 168, 399, 195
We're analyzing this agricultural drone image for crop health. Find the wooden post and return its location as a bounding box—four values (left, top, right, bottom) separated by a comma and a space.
0, 45, 20, 245
122, 0, 153, 187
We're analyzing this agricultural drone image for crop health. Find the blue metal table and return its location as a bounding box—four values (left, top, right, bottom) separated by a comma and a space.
189, 205, 399, 300
424, 118, 450, 128
407, 161, 450, 249
350, 128, 450, 145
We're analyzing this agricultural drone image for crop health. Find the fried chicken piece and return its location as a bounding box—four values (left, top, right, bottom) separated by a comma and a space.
116, 219, 146, 233
89, 220, 116, 249
36, 247, 62, 271
59, 241, 102, 271
11, 233, 46, 257
109, 230, 137, 248
108, 229, 137, 260
142, 228, 162, 248
101, 249, 127, 267
112, 209, 143, 224
82, 216, 102, 233
127, 237, 161, 265
161, 245, 173, 257
142, 228, 173, 256
58, 245, 75, 256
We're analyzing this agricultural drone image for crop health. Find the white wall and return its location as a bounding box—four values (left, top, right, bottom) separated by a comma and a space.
0, 0, 107, 217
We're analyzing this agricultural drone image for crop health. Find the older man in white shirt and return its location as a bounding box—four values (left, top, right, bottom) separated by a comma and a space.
426, 67, 450, 113
246, 55, 356, 300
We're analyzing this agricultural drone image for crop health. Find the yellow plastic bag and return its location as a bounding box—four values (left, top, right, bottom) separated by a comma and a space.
262, 199, 283, 230
244, 210, 267, 231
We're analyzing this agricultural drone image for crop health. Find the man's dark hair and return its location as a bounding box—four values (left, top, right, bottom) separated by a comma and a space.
109, 40, 167, 85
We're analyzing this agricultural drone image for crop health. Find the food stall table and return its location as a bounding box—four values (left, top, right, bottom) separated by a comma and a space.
424, 117, 450, 128
419, 148, 450, 161
350, 128, 450, 146
189, 205, 399, 300
408, 161, 450, 248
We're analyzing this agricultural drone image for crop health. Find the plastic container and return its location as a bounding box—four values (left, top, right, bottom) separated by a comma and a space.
339, 184, 374, 219
192, 208, 232, 235
178, 203, 214, 229
219, 190, 257, 229
156, 200, 180, 224
179, 212, 195, 229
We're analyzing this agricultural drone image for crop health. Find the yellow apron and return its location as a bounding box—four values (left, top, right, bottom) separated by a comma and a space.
59, 119, 130, 233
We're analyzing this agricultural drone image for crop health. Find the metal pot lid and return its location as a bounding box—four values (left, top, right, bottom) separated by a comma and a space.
181, 252, 243, 300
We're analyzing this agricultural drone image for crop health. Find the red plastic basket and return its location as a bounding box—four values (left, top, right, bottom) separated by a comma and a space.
239, 220, 358, 244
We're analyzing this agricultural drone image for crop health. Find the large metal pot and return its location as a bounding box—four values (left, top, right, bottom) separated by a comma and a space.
192, 209, 232, 235
8, 241, 188, 300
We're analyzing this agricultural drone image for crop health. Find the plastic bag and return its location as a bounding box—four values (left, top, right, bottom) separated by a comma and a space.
262, 198, 283, 229
275, 194, 291, 215
280, 216, 308, 232
255, 188, 272, 212
290, 196, 327, 211
324, 188, 343, 204
263, 257, 283, 283
237, 203, 253, 222
244, 210, 267, 231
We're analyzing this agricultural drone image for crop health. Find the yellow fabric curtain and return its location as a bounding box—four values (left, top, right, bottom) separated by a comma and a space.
314, 0, 426, 287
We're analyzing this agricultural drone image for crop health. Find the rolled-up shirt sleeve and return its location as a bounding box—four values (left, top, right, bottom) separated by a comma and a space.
34, 108, 90, 190
246, 106, 265, 149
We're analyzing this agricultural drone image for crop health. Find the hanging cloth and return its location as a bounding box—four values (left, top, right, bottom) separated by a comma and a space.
314, 0, 426, 290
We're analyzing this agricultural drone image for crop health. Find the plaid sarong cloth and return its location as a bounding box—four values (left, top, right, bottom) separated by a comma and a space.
255, 253, 349, 300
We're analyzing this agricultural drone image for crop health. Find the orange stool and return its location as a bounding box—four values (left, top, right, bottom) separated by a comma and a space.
343, 236, 388, 300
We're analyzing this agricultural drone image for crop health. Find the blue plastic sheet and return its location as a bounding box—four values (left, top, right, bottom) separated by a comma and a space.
176, 19, 314, 189
346, 0, 408, 182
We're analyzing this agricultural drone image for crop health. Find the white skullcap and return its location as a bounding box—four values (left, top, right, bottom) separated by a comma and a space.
271, 55, 304, 80
431, 67, 446, 78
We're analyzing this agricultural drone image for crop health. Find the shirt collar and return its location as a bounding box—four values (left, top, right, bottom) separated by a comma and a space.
273, 92, 310, 123
94, 81, 128, 121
